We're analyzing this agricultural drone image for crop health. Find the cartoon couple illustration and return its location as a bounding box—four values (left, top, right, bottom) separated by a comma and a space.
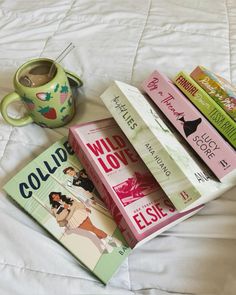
63, 166, 107, 212
63, 167, 94, 192
49, 191, 121, 254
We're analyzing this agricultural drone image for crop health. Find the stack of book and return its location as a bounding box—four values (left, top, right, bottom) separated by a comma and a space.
141, 68, 236, 208
3, 66, 236, 284
69, 118, 203, 248
96, 67, 236, 208
67, 66, 236, 280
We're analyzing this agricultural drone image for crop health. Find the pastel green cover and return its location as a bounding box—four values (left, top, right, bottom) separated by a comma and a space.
174, 72, 236, 148
100, 81, 232, 211
190, 66, 236, 121
3, 137, 130, 284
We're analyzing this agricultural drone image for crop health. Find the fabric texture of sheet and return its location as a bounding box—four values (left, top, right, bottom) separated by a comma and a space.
0, 0, 236, 294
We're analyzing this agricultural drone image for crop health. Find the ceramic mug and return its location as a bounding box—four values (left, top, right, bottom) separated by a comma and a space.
0, 58, 83, 128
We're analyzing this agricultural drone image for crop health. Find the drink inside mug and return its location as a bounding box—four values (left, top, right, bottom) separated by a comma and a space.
19, 60, 57, 87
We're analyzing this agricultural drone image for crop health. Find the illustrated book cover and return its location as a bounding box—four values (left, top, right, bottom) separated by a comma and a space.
174, 71, 236, 149
142, 70, 236, 182
3, 137, 131, 284
190, 66, 236, 121
100, 81, 235, 212
69, 117, 203, 247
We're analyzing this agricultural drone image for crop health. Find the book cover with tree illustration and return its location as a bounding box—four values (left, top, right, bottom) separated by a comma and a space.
3, 138, 130, 284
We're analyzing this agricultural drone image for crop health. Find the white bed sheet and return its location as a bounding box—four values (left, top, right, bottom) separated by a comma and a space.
0, 1, 236, 294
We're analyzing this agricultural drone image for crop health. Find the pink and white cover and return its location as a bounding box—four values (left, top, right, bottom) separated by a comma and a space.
142, 71, 236, 182
69, 118, 203, 248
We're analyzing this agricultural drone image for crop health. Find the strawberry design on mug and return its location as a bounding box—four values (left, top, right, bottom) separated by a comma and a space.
36, 92, 52, 101
38, 106, 57, 120
54, 83, 60, 93
22, 96, 35, 111
60, 84, 69, 104
0, 58, 83, 128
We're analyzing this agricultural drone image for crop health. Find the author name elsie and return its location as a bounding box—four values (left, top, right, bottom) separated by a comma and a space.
132, 198, 175, 230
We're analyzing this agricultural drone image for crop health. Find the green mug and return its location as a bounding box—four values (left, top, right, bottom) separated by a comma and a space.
0, 58, 83, 128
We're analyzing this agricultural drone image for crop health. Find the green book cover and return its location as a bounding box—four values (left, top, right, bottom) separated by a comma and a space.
190, 66, 236, 121
3, 137, 131, 284
174, 71, 236, 149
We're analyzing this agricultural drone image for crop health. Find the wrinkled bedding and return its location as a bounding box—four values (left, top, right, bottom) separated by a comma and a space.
0, 1, 236, 294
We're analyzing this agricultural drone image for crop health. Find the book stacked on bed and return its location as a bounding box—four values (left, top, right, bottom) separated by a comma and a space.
142, 68, 236, 182
97, 78, 235, 213
4, 66, 236, 284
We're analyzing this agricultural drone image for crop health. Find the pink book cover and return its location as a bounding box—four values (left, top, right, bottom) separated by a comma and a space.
69, 128, 137, 246
69, 118, 203, 248
142, 71, 236, 182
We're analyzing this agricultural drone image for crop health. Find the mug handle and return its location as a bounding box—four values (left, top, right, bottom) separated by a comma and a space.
0, 92, 33, 127
65, 70, 83, 88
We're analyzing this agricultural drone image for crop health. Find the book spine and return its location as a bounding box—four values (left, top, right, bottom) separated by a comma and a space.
68, 129, 138, 248
101, 84, 205, 211
190, 66, 236, 121
142, 71, 236, 181
174, 71, 236, 149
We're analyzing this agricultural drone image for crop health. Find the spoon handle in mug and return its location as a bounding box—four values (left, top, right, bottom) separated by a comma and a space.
0, 92, 34, 127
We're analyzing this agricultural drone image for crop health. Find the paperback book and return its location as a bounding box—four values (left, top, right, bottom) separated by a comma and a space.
3, 138, 131, 284
142, 70, 236, 182
100, 81, 235, 212
190, 66, 236, 121
174, 71, 236, 149
69, 118, 203, 247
